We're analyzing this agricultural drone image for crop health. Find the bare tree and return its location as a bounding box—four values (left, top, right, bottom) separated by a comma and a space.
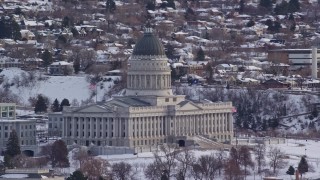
267, 146, 287, 175
191, 153, 220, 180
72, 147, 89, 169
254, 143, 266, 174
80, 157, 110, 180
224, 159, 241, 180
238, 146, 254, 179
175, 148, 196, 180
111, 162, 136, 180
144, 145, 179, 180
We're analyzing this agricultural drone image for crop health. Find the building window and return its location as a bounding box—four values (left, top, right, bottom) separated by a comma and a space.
5, 126, 8, 130
165, 98, 169, 102
5, 132, 8, 138
173, 97, 177, 102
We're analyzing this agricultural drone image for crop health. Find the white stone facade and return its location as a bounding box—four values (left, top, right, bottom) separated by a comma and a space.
0, 103, 37, 155
58, 29, 234, 150
62, 96, 234, 148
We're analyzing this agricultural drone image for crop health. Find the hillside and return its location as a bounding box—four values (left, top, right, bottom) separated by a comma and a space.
0, 68, 119, 105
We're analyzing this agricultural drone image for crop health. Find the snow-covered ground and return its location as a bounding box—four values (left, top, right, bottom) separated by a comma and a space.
0, 68, 119, 105
98, 139, 320, 180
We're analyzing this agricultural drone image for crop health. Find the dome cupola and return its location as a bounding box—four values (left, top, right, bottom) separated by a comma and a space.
125, 28, 173, 97
132, 28, 166, 56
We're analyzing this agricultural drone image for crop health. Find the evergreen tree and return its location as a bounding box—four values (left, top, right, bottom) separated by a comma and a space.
73, 58, 80, 74
34, 94, 48, 114
4, 130, 21, 168
167, 0, 176, 9
185, 7, 196, 20
62, 16, 73, 28
260, 0, 273, 10
51, 99, 60, 112
106, 0, 116, 13
262, 119, 268, 131
11, 20, 21, 41
273, 21, 282, 32
286, 165, 295, 177
60, 98, 70, 111
146, 0, 156, 11
239, 0, 245, 14
195, 48, 205, 61
71, 27, 79, 37
14, 7, 23, 15
288, 13, 295, 21
52, 140, 69, 168
311, 106, 318, 118
0, 16, 21, 40
246, 20, 255, 27
67, 170, 88, 180
298, 156, 308, 178
290, 23, 296, 32
288, 0, 300, 13
41, 49, 53, 67
274, 0, 288, 15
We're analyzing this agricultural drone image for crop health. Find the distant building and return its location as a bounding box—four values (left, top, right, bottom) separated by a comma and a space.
0, 58, 21, 68
48, 61, 73, 75
0, 103, 37, 156
47, 112, 63, 137
268, 49, 320, 69
262, 79, 290, 89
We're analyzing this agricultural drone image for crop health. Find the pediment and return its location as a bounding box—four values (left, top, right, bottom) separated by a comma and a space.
75, 105, 111, 113
178, 101, 202, 111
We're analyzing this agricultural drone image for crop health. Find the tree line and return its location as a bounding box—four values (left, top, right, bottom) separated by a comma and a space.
1, 130, 310, 179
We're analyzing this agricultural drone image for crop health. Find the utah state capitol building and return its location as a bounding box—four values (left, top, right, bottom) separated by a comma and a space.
57, 28, 234, 151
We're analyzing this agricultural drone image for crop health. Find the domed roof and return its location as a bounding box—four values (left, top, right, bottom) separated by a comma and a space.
132, 28, 165, 56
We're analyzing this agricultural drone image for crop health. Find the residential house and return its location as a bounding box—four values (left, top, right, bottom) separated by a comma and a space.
262, 79, 290, 89
216, 64, 238, 72
0, 57, 21, 68
48, 61, 73, 75
20, 30, 36, 40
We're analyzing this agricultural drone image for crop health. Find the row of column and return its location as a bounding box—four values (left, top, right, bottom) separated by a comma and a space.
63, 117, 129, 140
130, 116, 165, 138
127, 74, 171, 89
173, 113, 232, 136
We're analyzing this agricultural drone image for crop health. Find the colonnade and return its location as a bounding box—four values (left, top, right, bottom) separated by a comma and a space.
62, 111, 233, 147
127, 74, 171, 89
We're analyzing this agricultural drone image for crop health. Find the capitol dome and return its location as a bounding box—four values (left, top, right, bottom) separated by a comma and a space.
132, 28, 166, 56
125, 28, 173, 97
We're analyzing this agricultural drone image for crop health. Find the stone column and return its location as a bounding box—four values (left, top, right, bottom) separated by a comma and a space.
128, 118, 131, 138
214, 114, 217, 133
72, 117, 76, 137
142, 117, 145, 138
102, 118, 106, 138
89, 118, 93, 139
158, 116, 161, 137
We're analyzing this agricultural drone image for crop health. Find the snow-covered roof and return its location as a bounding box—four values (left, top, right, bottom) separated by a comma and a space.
50, 61, 72, 66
